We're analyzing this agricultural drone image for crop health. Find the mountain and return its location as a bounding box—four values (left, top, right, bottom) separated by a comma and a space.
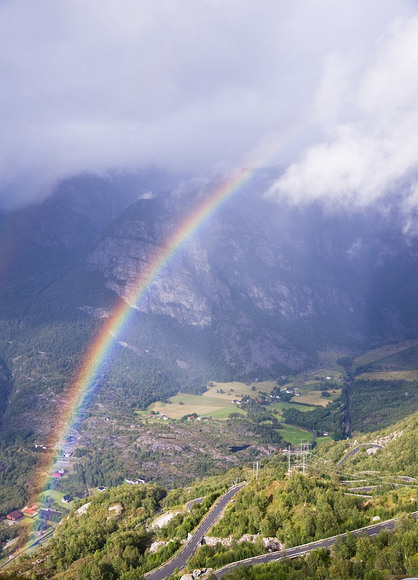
84, 169, 418, 372
0, 167, 418, 437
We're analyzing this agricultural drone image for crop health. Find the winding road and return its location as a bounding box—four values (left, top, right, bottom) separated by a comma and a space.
213, 511, 418, 578
338, 443, 383, 465
144, 481, 416, 580
144, 483, 246, 580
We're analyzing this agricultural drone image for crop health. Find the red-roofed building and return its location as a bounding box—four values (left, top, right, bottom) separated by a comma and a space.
23, 504, 39, 516
52, 471, 63, 478
7, 510, 23, 521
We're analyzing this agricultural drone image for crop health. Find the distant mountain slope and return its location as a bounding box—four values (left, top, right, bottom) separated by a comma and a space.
86, 170, 418, 373
0, 167, 418, 436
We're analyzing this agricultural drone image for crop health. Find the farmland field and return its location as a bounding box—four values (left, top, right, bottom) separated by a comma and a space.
150, 381, 277, 419
295, 389, 341, 406
279, 424, 314, 446
356, 370, 418, 381
149, 378, 338, 420
353, 339, 418, 366
151, 394, 227, 419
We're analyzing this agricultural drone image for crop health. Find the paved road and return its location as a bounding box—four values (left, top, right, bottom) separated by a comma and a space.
339, 443, 383, 465
186, 497, 204, 512
0, 529, 53, 570
214, 511, 418, 578
145, 483, 246, 580
347, 485, 380, 493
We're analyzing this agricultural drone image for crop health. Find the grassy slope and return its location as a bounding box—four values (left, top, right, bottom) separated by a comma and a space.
317, 410, 418, 478
354, 339, 418, 366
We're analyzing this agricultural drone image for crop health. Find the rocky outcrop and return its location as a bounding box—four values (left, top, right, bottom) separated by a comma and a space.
203, 534, 282, 552
180, 570, 213, 580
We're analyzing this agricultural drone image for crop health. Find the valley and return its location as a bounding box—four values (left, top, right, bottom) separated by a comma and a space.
0, 171, 417, 578
0, 409, 416, 578
2, 2, 418, 577
0, 339, 417, 577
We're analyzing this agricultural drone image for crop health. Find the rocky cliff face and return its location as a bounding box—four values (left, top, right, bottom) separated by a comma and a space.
83, 170, 418, 375
87, 198, 228, 327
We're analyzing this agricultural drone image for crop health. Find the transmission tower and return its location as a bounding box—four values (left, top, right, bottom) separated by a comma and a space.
285, 443, 312, 474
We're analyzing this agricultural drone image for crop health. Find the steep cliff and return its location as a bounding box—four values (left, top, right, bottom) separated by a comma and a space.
87, 197, 224, 327
84, 170, 418, 378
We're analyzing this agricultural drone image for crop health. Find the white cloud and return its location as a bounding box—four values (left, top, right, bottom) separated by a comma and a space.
268, 14, 418, 211
0, 0, 417, 208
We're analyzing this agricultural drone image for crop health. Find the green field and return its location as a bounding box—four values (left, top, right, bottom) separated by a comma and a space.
150, 381, 277, 419
208, 406, 246, 419
40, 489, 65, 503
354, 339, 418, 366
279, 424, 314, 446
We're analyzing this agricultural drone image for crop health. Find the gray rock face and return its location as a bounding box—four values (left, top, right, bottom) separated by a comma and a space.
87, 199, 227, 327
83, 171, 418, 376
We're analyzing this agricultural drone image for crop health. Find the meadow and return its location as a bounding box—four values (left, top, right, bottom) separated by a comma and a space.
353, 338, 418, 367
149, 376, 340, 422
278, 424, 314, 446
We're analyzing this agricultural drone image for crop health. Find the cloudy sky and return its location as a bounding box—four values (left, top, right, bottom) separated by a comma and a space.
1, 0, 418, 209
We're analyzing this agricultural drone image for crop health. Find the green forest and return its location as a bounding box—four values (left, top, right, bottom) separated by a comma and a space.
349, 379, 418, 432
218, 517, 418, 580
0, 412, 416, 580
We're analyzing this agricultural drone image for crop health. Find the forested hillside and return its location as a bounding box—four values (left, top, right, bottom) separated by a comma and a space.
219, 521, 418, 579
1, 412, 416, 578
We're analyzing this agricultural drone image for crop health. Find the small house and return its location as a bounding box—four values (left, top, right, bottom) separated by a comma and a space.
7, 510, 23, 521
61, 494, 73, 504
23, 505, 39, 516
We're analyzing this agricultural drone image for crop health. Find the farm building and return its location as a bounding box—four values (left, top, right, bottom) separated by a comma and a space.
23, 504, 39, 516
7, 510, 23, 521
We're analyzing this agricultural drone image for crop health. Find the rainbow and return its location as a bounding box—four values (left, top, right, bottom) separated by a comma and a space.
34, 163, 262, 502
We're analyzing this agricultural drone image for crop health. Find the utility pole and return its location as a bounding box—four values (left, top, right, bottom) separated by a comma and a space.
251, 461, 260, 480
